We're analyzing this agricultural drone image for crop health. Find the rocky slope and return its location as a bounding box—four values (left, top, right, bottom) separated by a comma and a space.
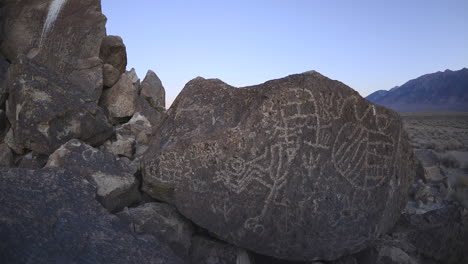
366, 68, 468, 112
0, 1, 467, 264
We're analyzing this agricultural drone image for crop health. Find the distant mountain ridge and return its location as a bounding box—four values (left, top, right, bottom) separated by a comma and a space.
366, 68, 468, 112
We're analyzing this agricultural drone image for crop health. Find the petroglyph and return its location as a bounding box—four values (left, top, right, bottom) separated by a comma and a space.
143, 72, 417, 261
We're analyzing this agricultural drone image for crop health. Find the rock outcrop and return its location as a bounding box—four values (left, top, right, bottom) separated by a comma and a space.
1, 0, 107, 100
142, 71, 418, 261
6, 58, 113, 155
46, 139, 141, 212
0, 168, 184, 264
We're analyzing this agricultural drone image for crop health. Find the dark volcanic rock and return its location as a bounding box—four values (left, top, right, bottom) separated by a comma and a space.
394, 204, 468, 263
0, 109, 8, 140
0, 142, 13, 167
140, 70, 166, 109
142, 71, 418, 261
117, 202, 194, 257
190, 235, 252, 264
6, 58, 113, 155
1, 0, 106, 100
46, 139, 141, 212
0, 53, 8, 106
100, 35, 127, 75
17, 151, 48, 169
0, 168, 184, 264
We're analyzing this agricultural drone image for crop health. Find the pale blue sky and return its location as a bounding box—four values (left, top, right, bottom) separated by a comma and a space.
102, 0, 468, 106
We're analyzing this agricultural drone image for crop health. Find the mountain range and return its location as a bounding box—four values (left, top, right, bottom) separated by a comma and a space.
366, 68, 468, 112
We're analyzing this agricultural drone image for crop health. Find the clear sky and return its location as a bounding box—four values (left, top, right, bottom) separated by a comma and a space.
102, 0, 468, 106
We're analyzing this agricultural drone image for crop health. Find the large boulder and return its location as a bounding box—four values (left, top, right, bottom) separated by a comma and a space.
100, 35, 127, 75
142, 71, 418, 261
0, 168, 184, 264
46, 139, 141, 212
100, 72, 138, 124
6, 58, 113, 155
1, 0, 106, 100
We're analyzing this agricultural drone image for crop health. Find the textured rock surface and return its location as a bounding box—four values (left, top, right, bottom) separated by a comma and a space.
4, 128, 23, 154
46, 139, 141, 212
117, 202, 194, 257
1, 0, 106, 100
0, 142, 13, 167
100, 72, 137, 123
6, 58, 113, 155
0, 54, 8, 106
0, 109, 8, 140
190, 236, 252, 264
103, 63, 121, 88
143, 71, 418, 261
135, 95, 167, 132
100, 35, 127, 75
140, 70, 166, 109
17, 151, 48, 169
0, 168, 184, 264
110, 134, 135, 159
394, 204, 468, 263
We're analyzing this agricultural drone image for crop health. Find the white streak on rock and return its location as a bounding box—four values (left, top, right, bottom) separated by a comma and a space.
39, 0, 69, 48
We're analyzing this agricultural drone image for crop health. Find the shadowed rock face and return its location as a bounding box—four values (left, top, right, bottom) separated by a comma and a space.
142, 71, 418, 261
6, 58, 113, 155
1, 0, 106, 99
0, 168, 185, 264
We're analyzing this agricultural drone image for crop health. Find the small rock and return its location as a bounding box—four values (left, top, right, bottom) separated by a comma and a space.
414, 185, 432, 203
140, 70, 166, 109
423, 166, 445, 183
45, 139, 141, 212
190, 235, 252, 264
110, 135, 135, 159
100, 72, 137, 124
414, 149, 439, 167
103, 63, 121, 88
117, 202, 194, 257
0, 143, 14, 167
100, 35, 127, 74
17, 151, 48, 169
135, 144, 149, 157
